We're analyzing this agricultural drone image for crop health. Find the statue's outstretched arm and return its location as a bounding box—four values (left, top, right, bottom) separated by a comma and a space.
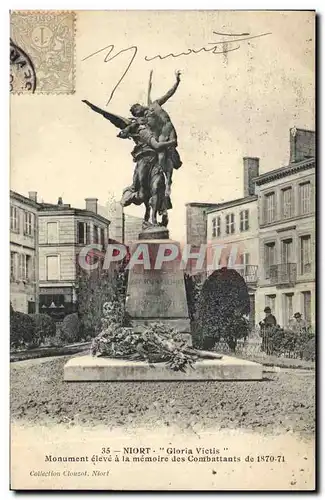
155, 71, 181, 106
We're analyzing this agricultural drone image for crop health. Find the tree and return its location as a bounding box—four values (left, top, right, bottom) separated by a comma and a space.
195, 267, 250, 351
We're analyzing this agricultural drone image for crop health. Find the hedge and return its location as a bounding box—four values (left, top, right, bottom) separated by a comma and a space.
10, 311, 35, 349
30, 313, 56, 347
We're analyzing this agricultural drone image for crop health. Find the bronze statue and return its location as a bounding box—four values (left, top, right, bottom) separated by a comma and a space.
82, 71, 182, 228
124, 70, 182, 197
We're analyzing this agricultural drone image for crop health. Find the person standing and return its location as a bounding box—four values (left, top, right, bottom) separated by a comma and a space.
259, 307, 277, 328
289, 312, 308, 333
259, 307, 277, 353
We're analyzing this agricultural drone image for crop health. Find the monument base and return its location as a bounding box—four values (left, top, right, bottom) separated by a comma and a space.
64, 355, 263, 381
125, 236, 191, 335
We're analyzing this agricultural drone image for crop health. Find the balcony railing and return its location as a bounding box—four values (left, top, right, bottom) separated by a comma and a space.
269, 263, 297, 286
236, 265, 258, 284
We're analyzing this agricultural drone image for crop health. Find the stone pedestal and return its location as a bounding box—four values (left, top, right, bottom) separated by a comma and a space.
64, 355, 263, 381
125, 228, 191, 340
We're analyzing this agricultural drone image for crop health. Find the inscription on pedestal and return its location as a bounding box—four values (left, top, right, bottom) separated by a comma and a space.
125, 239, 191, 333
127, 273, 189, 318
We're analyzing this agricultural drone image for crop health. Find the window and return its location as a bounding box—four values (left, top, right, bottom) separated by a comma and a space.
77, 222, 90, 244
281, 238, 293, 264
283, 293, 294, 327
47, 222, 58, 243
18, 254, 31, 281
239, 252, 251, 280
282, 187, 293, 219
46, 255, 60, 280
10, 205, 19, 232
212, 217, 221, 237
24, 212, 34, 236
265, 294, 276, 313
240, 210, 249, 231
264, 192, 275, 223
212, 218, 216, 237
10, 252, 17, 281
302, 291, 311, 325
216, 216, 221, 237
225, 213, 235, 234
299, 182, 311, 215
300, 235, 311, 274
239, 252, 250, 269
100, 228, 105, 246
93, 225, 99, 244
264, 242, 275, 278
77, 222, 85, 244
40, 294, 65, 309
243, 252, 250, 270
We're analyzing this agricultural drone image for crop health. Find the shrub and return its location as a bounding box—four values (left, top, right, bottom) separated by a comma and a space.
10, 311, 35, 349
195, 268, 250, 350
301, 336, 315, 361
43, 333, 65, 348
261, 326, 315, 360
59, 313, 81, 344
30, 313, 56, 347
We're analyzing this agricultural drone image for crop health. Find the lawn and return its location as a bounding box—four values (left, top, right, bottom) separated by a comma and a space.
10, 356, 315, 437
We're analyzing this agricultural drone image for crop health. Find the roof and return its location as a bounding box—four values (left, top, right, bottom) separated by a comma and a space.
10, 190, 40, 209
10, 189, 111, 225
255, 157, 315, 186
206, 195, 257, 213
38, 204, 111, 225
186, 202, 220, 208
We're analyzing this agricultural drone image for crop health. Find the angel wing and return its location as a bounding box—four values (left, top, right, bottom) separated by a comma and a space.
82, 100, 132, 130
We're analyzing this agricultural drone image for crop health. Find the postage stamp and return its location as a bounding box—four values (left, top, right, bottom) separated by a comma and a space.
10, 11, 76, 94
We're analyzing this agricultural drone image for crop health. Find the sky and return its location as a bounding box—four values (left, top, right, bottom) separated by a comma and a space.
10, 10, 315, 241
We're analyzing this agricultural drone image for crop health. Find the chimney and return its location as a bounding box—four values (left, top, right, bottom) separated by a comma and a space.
57, 197, 63, 205
243, 157, 259, 197
290, 127, 315, 163
28, 191, 37, 202
85, 197, 98, 214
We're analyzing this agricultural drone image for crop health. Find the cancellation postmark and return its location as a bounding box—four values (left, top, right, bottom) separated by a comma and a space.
10, 11, 76, 94
10, 40, 36, 93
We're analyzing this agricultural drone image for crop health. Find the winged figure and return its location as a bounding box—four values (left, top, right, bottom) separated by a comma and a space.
82, 98, 176, 227
82, 100, 133, 129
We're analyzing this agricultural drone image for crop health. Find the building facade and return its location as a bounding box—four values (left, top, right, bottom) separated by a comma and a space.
255, 130, 315, 328
10, 191, 39, 314
186, 128, 315, 330
205, 158, 260, 325
99, 201, 143, 245
185, 202, 219, 277
38, 197, 110, 321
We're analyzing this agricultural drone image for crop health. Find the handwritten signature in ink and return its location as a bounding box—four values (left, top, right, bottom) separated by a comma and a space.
82, 31, 272, 105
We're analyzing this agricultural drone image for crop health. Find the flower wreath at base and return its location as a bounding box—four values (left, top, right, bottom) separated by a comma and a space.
90, 302, 198, 372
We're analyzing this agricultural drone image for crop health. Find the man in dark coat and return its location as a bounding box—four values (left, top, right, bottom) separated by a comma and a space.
259, 307, 277, 353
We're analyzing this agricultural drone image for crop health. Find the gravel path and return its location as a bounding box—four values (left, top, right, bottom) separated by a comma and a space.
10, 356, 315, 436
